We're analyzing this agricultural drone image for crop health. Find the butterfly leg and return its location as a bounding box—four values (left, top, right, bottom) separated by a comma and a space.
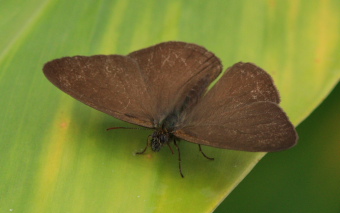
167, 143, 175, 154
174, 139, 184, 178
136, 135, 151, 154
198, 145, 214, 160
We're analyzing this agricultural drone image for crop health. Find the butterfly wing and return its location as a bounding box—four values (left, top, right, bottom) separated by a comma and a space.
43, 42, 222, 128
174, 62, 298, 152
43, 55, 155, 128
128, 41, 222, 124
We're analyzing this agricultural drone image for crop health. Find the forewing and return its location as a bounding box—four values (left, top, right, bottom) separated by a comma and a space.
43, 55, 154, 128
175, 62, 297, 151
128, 41, 222, 124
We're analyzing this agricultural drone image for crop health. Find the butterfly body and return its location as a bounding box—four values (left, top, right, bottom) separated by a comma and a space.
150, 110, 180, 152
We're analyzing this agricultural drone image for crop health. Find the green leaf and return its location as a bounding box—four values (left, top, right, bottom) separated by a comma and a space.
0, 0, 339, 212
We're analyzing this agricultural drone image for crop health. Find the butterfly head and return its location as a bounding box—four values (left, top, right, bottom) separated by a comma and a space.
151, 130, 171, 152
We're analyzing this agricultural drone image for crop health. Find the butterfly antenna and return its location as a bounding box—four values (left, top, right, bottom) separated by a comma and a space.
106, 127, 149, 131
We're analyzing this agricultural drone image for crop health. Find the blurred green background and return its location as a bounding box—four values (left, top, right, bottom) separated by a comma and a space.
0, 0, 339, 212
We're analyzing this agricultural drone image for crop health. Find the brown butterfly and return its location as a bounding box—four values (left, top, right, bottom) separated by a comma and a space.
43, 41, 298, 177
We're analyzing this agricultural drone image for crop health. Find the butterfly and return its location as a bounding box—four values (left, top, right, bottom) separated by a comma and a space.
43, 41, 298, 177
